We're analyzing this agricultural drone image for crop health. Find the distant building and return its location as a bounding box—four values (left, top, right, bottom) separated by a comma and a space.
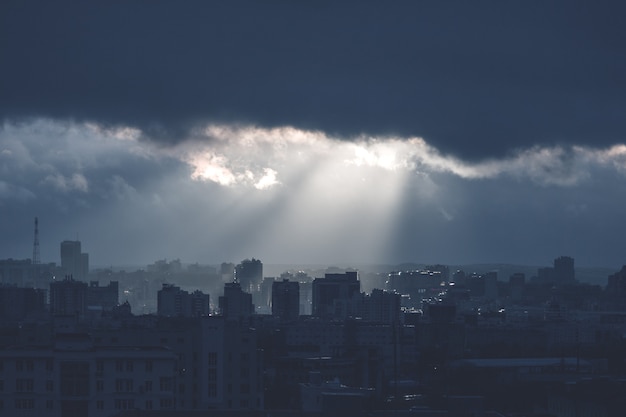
312, 271, 360, 319
357, 289, 401, 324
272, 279, 300, 321
190, 290, 211, 317
538, 266, 555, 283
235, 258, 263, 293
386, 269, 445, 307
220, 262, 235, 282
483, 271, 498, 299
60, 240, 89, 280
147, 258, 182, 274
606, 266, 626, 310
50, 276, 88, 317
537, 256, 576, 286
509, 273, 526, 302
0, 258, 57, 288
258, 277, 275, 312
86, 281, 119, 311
157, 284, 210, 317
554, 256, 575, 285
0, 285, 46, 321
219, 282, 254, 320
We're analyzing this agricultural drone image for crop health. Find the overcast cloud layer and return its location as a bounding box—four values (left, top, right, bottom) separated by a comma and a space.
1, 2, 626, 268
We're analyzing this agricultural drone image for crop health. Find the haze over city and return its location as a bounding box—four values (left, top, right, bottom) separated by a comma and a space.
2, 1, 626, 268
3, 3, 626, 417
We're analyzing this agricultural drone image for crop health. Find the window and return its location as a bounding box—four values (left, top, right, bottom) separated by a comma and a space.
0, 380, 3, 391
145, 400, 153, 410
16, 378, 34, 392
96, 400, 104, 410
46, 359, 53, 372
15, 360, 23, 372
115, 379, 133, 393
159, 377, 173, 392
96, 360, 104, 374
178, 383, 185, 394
46, 380, 54, 391
115, 399, 134, 410
145, 360, 153, 372
96, 380, 104, 392
144, 380, 152, 392
240, 367, 249, 378
46, 400, 54, 410
207, 352, 217, 367
25, 360, 34, 371
125, 360, 133, 372
15, 399, 35, 409
159, 398, 173, 409
208, 368, 217, 382
208, 383, 217, 398
240, 383, 250, 394
115, 360, 123, 372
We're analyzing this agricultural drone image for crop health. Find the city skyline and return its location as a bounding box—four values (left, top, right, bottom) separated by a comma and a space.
2, 2, 626, 268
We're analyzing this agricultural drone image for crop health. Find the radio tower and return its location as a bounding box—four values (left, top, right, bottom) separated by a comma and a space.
32, 217, 40, 265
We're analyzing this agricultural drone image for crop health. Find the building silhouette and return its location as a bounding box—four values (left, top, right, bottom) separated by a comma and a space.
312, 271, 360, 319
357, 289, 401, 324
235, 258, 263, 293
219, 282, 254, 320
60, 240, 89, 280
554, 256, 575, 285
272, 279, 300, 321
157, 284, 209, 317
0, 285, 46, 320
50, 276, 88, 317
86, 281, 119, 311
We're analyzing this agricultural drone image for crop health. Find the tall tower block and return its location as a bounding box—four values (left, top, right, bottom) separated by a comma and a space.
32, 217, 40, 265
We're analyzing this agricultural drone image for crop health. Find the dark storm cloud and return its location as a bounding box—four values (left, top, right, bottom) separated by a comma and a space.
2, 1, 625, 159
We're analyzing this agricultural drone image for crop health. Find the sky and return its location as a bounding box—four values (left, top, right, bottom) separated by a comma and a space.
1, 1, 626, 269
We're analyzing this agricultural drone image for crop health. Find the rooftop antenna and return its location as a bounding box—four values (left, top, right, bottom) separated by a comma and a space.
32, 216, 40, 264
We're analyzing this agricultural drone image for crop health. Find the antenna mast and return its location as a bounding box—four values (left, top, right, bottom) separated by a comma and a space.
32, 217, 40, 264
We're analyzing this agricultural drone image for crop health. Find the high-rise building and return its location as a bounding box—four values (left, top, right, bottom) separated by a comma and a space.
219, 282, 254, 320
272, 279, 300, 321
312, 271, 360, 318
235, 258, 263, 293
0, 286, 46, 320
60, 240, 89, 280
86, 281, 119, 311
509, 273, 526, 302
554, 256, 575, 285
220, 262, 235, 282
357, 289, 401, 324
157, 284, 210, 317
50, 276, 88, 317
